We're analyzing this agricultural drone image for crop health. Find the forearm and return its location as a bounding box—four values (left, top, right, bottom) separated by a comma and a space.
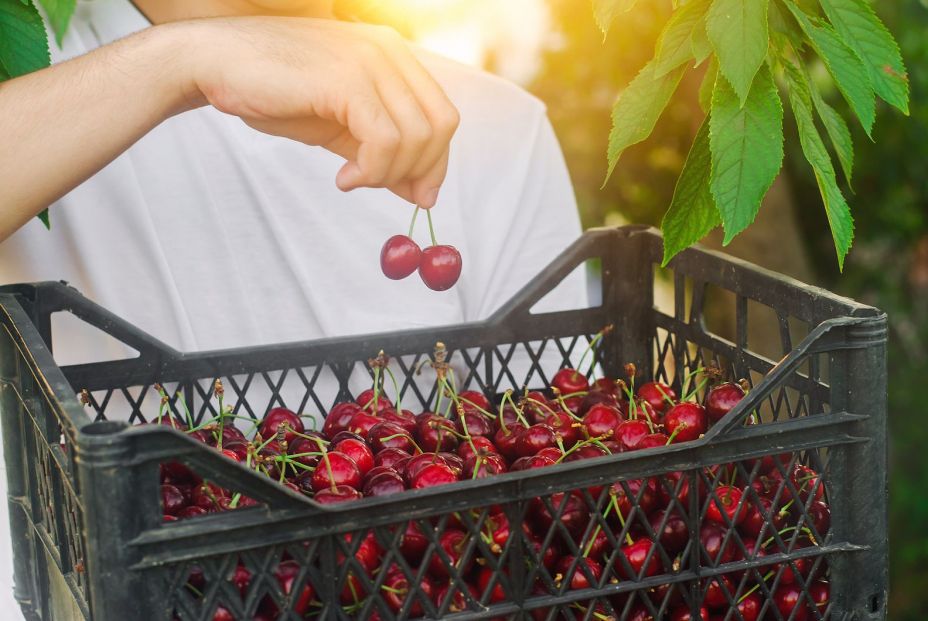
0, 24, 200, 240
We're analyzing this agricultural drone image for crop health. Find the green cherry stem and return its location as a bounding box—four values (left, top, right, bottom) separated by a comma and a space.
426, 208, 438, 247
408, 205, 420, 238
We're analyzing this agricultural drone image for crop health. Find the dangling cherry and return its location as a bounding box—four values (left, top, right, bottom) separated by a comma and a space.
380, 234, 422, 280
418, 209, 462, 291
419, 245, 462, 291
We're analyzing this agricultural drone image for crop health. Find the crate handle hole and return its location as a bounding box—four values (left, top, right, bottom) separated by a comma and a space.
82, 421, 128, 436
870, 593, 881, 613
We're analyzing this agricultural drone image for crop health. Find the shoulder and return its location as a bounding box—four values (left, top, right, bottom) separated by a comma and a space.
414, 48, 548, 136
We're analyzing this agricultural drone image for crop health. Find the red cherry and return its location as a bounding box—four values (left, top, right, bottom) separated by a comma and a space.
259, 407, 304, 443
555, 556, 603, 590
514, 423, 558, 457
274, 561, 315, 614
418, 245, 462, 291
456, 436, 497, 461
637, 432, 670, 449
367, 421, 415, 453
380, 234, 422, 280
355, 389, 394, 414
637, 381, 676, 413
160, 484, 186, 516
706, 485, 747, 526
323, 402, 362, 436
809, 581, 829, 614
737, 592, 762, 621
314, 485, 363, 504
333, 438, 374, 476
774, 584, 810, 621
670, 605, 709, 621
648, 509, 689, 554
551, 368, 590, 395
464, 453, 507, 479
581, 403, 622, 439
615, 419, 650, 451
410, 462, 458, 489
362, 471, 406, 497
372, 447, 412, 470
310, 452, 361, 491
428, 529, 472, 578
705, 381, 745, 422
663, 402, 708, 443
618, 538, 662, 579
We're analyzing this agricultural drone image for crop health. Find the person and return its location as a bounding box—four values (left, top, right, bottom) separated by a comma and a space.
0, 0, 586, 617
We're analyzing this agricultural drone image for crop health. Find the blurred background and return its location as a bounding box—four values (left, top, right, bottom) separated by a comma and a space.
340, 1, 927, 617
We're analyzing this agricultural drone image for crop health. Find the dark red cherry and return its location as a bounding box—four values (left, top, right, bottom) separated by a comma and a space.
368, 421, 415, 453
774, 584, 810, 621
705, 381, 745, 422
363, 471, 406, 497
555, 556, 603, 590
618, 538, 661, 579
259, 407, 304, 443
706, 485, 747, 526
637, 381, 676, 413
333, 438, 374, 476
515, 423, 557, 457
323, 402, 363, 437
160, 484, 186, 516
313, 485, 363, 504
456, 436, 497, 461
380, 234, 422, 280
373, 448, 413, 471
419, 245, 462, 291
663, 402, 708, 443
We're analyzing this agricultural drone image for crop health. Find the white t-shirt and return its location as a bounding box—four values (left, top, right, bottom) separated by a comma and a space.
0, 1, 585, 616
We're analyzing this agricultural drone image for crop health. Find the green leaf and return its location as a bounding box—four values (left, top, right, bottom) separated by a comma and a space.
706, 0, 769, 106
709, 63, 784, 244
661, 117, 720, 265
783, 2, 875, 137
783, 59, 853, 269
38, 0, 75, 47
592, 0, 638, 39
819, 0, 909, 114
654, 0, 711, 77
37, 208, 50, 229
604, 60, 687, 183
698, 56, 718, 114
690, 13, 712, 65
0, 0, 50, 77
809, 78, 854, 188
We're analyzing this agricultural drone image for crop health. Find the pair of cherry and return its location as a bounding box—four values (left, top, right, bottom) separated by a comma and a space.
380, 207, 462, 291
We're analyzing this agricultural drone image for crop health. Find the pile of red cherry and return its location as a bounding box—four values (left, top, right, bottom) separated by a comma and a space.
156, 357, 831, 620
379, 207, 462, 291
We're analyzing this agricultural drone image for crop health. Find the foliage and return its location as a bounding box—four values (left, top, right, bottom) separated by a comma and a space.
594, 0, 909, 270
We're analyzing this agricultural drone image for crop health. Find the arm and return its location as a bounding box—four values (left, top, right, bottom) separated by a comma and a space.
0, 18, 459, 242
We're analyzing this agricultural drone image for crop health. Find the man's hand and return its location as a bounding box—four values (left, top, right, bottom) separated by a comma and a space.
0, 17, 459, 241
188, 18, 460, 208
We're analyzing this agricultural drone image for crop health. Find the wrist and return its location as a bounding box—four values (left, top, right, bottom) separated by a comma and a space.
133, 22, 208, 117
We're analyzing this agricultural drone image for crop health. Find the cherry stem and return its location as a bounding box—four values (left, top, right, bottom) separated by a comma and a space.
382, 363, 403, 412
229, 492, 241, 509
426, 208, 438, 246
371, 360, 383, 414
738, 582, 762, 603
680, 366, 706, 403
408, 205, 420, 239
609, 492, 635, 546
175, 390, 195, 430
665, 426, 683, 445
459, 396, 496, 420
576, 325, 613, 375
501, 390, 530, 427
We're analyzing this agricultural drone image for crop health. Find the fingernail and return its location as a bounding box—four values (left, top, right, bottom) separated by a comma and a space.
422, 187, 440, 209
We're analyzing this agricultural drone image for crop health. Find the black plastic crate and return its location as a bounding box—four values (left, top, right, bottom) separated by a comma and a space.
0, 225, 887, 620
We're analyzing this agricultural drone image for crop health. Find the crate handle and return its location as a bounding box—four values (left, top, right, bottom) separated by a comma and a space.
702, 314, 886, 440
